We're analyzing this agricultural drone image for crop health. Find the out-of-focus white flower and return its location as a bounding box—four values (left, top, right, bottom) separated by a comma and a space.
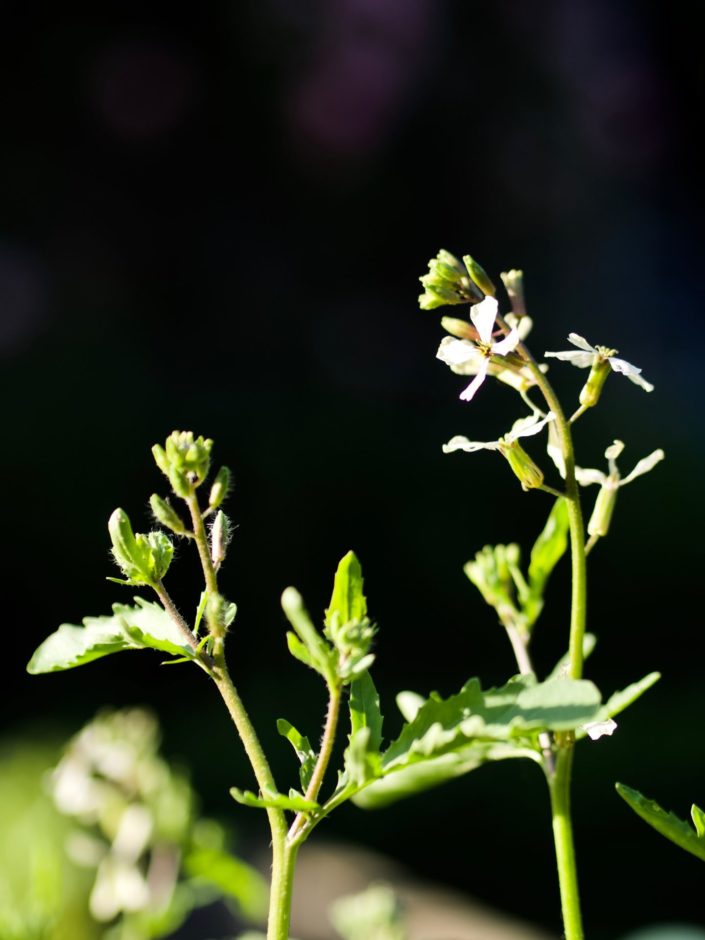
437, 296, 521, 402
576, 440, 665, 538
443, 411, 554, 491
582, 718, 617, 741
544, 333, 654, 405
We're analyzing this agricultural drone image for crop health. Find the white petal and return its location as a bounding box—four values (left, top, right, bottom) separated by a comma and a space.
609, 357, 654, 392
436, 336, 478, 367
470, 296, 499, 345
505, 410, 554, 443
505, 312, 533, 340
567, 333, 596, 352
459, 362, 489, 401
604, 440, 625, 461
442, 435, 500, 454
492, 327, 520, 356
619, 449, 665, 487
574, 467, 606, 486
543, 350, 596, 368
547, 422, 566, 478
583, 719, 617, 741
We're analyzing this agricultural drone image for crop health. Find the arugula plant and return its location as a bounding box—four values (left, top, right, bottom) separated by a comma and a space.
28, 251, 664, 940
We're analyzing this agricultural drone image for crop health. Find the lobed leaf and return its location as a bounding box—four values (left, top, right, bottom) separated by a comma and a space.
277, 719, 316, 791
616, 784, 705, 862
575, 671, 660, 739
27, 599, 196, 674
230, 786, 320, 814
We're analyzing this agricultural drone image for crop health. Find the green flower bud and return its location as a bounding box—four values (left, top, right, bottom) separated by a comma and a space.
418, 249, 484, 310
208, 466, 231, 510
108, 509, 173, 585
579, 355, 613, 408
463, 254, 496, 297
149, 494, 187, 535
440, 316, 477, 340
499, 441, 544, 491
210, 510, 231, 568
586, 484, 618, 538
153, 431, 214, 496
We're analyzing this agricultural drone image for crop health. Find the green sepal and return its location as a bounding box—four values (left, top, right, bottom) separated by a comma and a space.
575, 672, 660, 739
230, 786, 319, 814
616, 784, 705, 862
277, 719, 316, 791
324, 552, 376, 683
27, 598, 197, 673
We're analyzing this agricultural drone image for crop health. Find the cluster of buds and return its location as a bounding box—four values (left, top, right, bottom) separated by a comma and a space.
152, 431, 213, 498
418, 249, 495, 310
464, 543, 525, 633
108, 508, 173, 586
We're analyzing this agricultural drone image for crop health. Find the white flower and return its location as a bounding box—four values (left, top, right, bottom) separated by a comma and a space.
576, 440, 665, 538
436, 296, 521, 402
443, 410, 554, 455
575, 440, 665, 489
582, 719, 618, 741
544, 334, 654, 392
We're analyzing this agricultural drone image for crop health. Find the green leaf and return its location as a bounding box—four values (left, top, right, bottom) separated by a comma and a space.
325, 551, 367, 628
281, 588, 336, 685
348, 672, 383, 752
692, 804, 705, 839
277, 719, 316, 791
27, 599, 196, 673
230, 787, 320, 814
576, 672, 660, 739
184, 847, 268, 920
524, 498, 569, 629
547, 633, 597, 680
616, 784, 705, 862
351, 674, 600, 809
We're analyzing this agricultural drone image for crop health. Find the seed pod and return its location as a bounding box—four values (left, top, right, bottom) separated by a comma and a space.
587, 484, 618, 538
499, 441, 544, 491
579, 357, 611, 408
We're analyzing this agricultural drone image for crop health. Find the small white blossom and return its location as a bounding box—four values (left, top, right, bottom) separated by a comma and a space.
443, 411, 554, 455
437, 296, 520, 402
575, 440, 665, 489
582, 718, 618, 741
544, 334, 654, 392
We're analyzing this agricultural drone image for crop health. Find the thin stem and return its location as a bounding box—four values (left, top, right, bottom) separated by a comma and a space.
548, 747, 584, 940
153, 581, 214, 671
268, 841, 299, 940
289, 683, 342, 843
186, 493, 219, 597
570, 404, 589, 424
538, 483, 567, 499
504, 624, 554, 773
585, 533, 600, 557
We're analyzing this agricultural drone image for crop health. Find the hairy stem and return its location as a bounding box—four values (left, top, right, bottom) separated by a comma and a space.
289, 683, 342, 844
154, 581, 213, 670
548, 747, 583, 940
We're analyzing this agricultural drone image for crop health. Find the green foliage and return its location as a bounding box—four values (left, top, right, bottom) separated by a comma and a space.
616, 784, 705, 863
277, 720, 316, 791
26, 599, 198, 673
526, 498, 570, 627
575, 672, 660, 739
108, 508, 174, 586
184, 847, 268, 920
230, 787, 320, 814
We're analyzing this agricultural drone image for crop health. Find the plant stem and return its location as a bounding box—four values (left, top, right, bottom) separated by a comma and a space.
289, 683, 342, 843
548, 747, 584, 940
184, 489, 294, 939
153, 581, 213, 670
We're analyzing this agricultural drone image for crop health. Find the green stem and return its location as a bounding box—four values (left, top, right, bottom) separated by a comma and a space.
184, 489, 294, 938
153, 581, 214, 671
289, 683, 342, 844
548, 747, 584, 940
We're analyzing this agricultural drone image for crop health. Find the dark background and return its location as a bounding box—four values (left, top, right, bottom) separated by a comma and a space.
2, 2, 704, 938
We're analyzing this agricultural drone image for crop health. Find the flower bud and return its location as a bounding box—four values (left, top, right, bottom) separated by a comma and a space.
154, 431, 214, 496
145, 531, 174, 581
499, 441, 544, 491
208, 466, 231, 510
586, 483, 618, 538
500, 269, 526, 317
463, 254, 496, 297
149, 494, 187, 535
440, 316, 478, 340
109, 509, 164, 584
418, 249, 484, 309
210, 510, 231, 568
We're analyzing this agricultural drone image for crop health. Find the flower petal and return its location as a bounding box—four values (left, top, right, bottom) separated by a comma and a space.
442, 436, 500, 454
619, 448, 665, 487
469, 296, 499, 345
459, 361, 489, 401
543, 350, 595, 368
574, 467, 606, 486
436, 337, 478, 367
567, 333, 596, 352
505, 410, 554, 443
506, 312, 533, 341
492, 327, 520, 356
583, 718, 617, 741
609, 357, 654, 392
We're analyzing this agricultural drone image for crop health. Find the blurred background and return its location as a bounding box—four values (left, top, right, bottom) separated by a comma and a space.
2, 2, 704, 938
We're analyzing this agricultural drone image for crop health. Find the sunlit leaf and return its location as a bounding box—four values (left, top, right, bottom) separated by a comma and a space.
230, 787, 319, 814
277, 719, 316, 791
616, 784, 705, 862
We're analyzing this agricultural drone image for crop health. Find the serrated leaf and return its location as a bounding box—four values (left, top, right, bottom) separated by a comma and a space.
277, 719, 316, 790
354, 741, 539, 809
183, 847, 268, 920
575, 672, 660, 739
616, 784, 705, 862
229, 787, 320, 814
286, 632, 313, 669
692, 804, 705, 839
349, 671, 383, 752
325, 551, 367, 629
524, 498, 569, 629
27, 598, 196, 673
